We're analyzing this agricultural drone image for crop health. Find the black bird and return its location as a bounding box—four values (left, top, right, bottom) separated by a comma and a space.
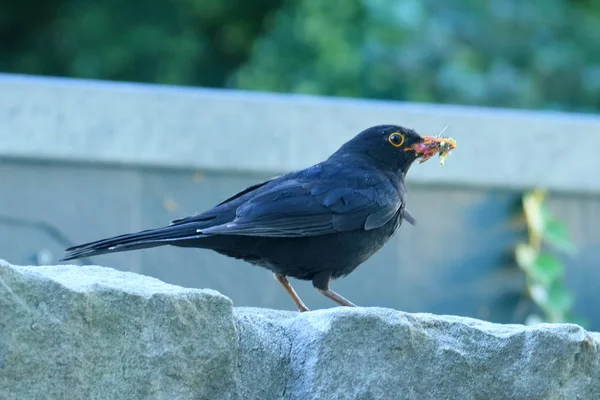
62, 125, 456, 312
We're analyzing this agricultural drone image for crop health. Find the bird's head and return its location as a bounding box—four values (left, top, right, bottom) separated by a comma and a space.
333, 124, 456, 175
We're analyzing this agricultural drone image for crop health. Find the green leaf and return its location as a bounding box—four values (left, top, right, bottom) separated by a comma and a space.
547, 281, 574, 313
515, 243, 537, 270
539, 204, 552, 227
530, 253, 564, 285
529, 283, 548, 306
544, 219, 577, 254
522, 190, 547, 238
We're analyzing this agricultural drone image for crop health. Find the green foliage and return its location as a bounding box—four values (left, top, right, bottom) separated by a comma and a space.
0, 0, 283, 87
232, 0, 600, 112
2, 0, 600, 112
514, 189, 584, 326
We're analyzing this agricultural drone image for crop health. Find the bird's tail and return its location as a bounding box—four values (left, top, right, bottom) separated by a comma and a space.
61, 224, 203, 261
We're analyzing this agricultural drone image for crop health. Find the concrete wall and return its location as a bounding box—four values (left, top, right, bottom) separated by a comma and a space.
1, 73, 599, 328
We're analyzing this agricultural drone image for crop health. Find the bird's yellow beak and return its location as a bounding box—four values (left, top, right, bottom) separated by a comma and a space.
405, 136, 457, 165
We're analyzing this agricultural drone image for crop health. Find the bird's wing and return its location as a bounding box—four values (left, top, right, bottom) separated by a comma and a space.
198, 177, 406, 237
168, 177, 277, 226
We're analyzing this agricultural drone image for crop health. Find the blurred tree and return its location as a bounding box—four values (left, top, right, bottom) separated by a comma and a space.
2, 0, 600, 112
231, 0, 600, 112
0, 0, 283, 87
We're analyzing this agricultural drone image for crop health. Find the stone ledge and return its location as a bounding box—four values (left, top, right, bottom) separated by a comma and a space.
2, 73, 600, 194
1, 259, 599, 400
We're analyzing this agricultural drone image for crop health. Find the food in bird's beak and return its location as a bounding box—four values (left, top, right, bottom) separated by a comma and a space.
407, 136, 457, 165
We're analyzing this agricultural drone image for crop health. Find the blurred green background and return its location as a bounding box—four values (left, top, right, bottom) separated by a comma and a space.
3, 0, 600, 112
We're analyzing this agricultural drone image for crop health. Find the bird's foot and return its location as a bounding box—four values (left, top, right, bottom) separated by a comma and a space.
297, 304, 310, 312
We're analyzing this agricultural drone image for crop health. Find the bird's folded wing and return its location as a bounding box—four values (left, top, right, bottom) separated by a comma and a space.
169, 178, 276, 226
198, 179, 404, 237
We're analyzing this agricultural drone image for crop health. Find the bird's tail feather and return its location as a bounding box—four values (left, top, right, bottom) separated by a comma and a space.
61, 224, 203, 261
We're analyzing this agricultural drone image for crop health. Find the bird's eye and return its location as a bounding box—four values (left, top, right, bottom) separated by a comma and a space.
388, 133, 405, 147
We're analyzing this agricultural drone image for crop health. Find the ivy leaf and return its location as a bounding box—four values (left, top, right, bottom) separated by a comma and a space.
547, 281, 574, 314
522, 189, 547, 239
531, 253, 564, 286
539, 204, 552, 228
529, 283, 548, 306
515, 243, 537, 271
544, 219, 577, 255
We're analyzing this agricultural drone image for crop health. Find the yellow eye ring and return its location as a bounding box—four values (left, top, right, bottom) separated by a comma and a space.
388, 132, 405, 147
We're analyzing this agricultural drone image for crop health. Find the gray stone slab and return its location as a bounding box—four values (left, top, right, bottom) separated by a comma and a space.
1, 261, 599, 400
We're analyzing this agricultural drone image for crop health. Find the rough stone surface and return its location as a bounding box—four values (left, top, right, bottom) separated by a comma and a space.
0, 260, 240, 400
1, 260, 599, 400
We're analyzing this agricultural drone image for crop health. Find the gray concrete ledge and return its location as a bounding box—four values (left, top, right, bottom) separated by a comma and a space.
1, 73, 599, 194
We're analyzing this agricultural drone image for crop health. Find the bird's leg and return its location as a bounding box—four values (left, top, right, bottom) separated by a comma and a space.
312, 273, 357, 308
273, 273, 310, 312
317, 289, 356, 307
317, 289, 357, 307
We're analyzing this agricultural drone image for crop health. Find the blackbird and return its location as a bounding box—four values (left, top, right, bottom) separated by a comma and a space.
62, 125, 456, 312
